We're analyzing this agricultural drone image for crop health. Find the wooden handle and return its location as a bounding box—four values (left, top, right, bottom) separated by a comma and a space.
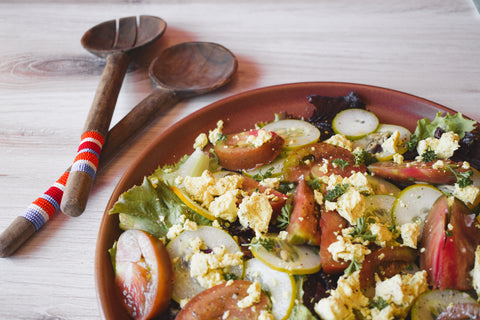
61, 52, 131, 217
0, 217, 36, 258
100, 87, 180, 166
0, 87, 182, 257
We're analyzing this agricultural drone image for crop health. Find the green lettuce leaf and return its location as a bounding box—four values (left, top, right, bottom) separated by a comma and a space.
110, 177, 210, 239
414, 112, 476, 140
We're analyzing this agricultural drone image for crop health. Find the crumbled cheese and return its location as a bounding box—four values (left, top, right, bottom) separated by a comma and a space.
278, 230, 288, 241
258, 310, 275, 320
431, 160, 446, 170
400, 222, 421, 249
189, 241, 243, 289
208, 189, 239, 222
336, 187, 366, 225
325, 134, 353, 151
246, 129, 273, 147
462, 161, 471, 170
471, 245, 480, 300
314, 271, 369, 320
393, 153, 404, 164
208, 120, 224, 145
183, 219, 198, 231
381, 131, 401, 154
328, 234, 371, 263
237, 192, 273, 235
453, 183, 480, 206
166, 224, 184, 240
374, 271, 428, 318
193, 133, 209, 150
344, 172, 374, 195
369, 223, 393, 247
314, 189, 324, 205
237, 281, 262, 308
259, 177, 281, 189
209, 174, 244, 196
416, 131, 460, 159
183, 170, 216, 207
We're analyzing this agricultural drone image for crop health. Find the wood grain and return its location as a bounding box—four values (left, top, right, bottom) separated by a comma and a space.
0, 0, 479, 319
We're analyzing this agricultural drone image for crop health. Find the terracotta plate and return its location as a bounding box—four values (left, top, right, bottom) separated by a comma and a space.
95, 82, 457, 319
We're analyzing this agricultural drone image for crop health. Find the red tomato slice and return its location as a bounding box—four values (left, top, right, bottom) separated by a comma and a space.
368, 160, 469, 185
214, 129, 285, 170
318, 210, 349, 274
420, 195, 480, 290
115, 229, 173, 320
286, 178, 321, 246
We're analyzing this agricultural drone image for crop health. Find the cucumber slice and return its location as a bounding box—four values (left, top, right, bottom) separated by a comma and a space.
263, 119, 321, 150
166, 226, 244, 303
376, 124, 411, 145
243, 154, 287, 179
366, 175, 401, 196
249, 236, 321, 275
332, 108, 379, 140
244, 258, 296, 320
364, 194, 396, 225
411, 289, 476, 320
392, 184, 443, 228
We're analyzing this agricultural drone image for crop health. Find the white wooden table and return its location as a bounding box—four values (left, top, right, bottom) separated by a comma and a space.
0, 0, 479, 318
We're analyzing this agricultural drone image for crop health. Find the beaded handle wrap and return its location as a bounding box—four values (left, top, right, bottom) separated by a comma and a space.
21, 171, 70, 231
70, 131, 105, 179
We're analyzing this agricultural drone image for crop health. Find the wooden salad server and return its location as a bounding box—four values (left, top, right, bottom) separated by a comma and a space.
60, 15, 166, 217
0, 41, 237, 257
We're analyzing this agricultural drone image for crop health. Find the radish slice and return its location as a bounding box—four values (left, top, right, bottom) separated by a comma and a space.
332, 108, 379, 140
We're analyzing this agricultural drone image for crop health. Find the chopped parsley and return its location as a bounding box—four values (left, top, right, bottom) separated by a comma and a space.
332, 158, 350, 170
345, 259, 362, 275
421, 147, 437, 162
353, 148, 377, 166
224, 273, 239, 281
349, 217, 377, 242
243, 237, 275, 252
252, 166, 275, 182
369, 297, 389, 310
307, 178, 323, 190
325, 183, 350, 202
447, 165, 473, 188
276, 203, 292, 230
217, 133, 228, 142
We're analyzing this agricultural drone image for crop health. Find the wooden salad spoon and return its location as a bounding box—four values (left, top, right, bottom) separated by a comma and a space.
0, 41, 237, 257
61, 15, 167, 217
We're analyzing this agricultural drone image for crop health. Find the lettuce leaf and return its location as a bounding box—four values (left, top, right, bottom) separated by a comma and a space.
110, 177, 210, 239
414, 112, 476, 140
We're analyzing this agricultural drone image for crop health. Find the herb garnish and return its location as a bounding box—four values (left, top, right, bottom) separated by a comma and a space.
332, 158, 350, 170
369, 297, 389, 310
243, 237, 275, 252
421, 147, 437, 162
345, 259, 362, 275
447, 165, 473, 188
252, 167, 274, 182
353, 149, 377, 166
349, 217, 377, 242
307, 178, 323, 190
325, 183, 350, 202
276, 203, 292, 230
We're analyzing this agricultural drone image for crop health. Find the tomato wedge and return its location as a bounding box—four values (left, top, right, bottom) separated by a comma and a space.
115, 229, 173, 320
214, 129, 285, 170
420, 195, 480, 290
318, 210, 349, 274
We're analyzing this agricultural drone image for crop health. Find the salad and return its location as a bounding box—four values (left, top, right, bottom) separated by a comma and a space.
108, 91, 480, 320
